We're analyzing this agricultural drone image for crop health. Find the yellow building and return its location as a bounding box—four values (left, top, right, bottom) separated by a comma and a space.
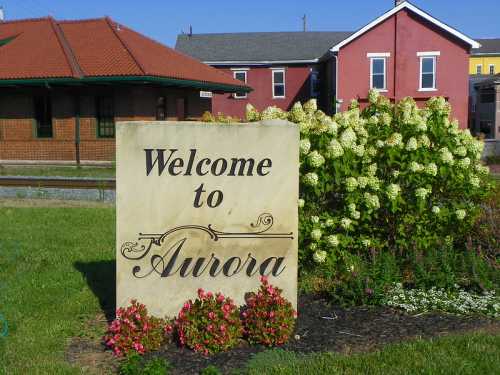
470, 39, 500, 75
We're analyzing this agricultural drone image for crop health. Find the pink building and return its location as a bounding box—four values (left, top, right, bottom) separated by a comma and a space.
176, 1, 480, 128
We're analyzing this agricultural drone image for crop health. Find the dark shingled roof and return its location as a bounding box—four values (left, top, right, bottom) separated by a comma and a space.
473, 39, 500, 55
175, 31, 353, 63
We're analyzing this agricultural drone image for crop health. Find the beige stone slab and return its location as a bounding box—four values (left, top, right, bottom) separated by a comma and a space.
116, 120, 299, 318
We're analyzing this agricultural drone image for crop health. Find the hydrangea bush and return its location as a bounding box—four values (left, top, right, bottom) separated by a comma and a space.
242, 276, 297, 346
245, 92, 492, 279
173, 288, 242, 355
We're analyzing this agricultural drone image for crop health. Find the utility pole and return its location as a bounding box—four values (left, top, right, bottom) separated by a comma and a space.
302, 14, 306, 32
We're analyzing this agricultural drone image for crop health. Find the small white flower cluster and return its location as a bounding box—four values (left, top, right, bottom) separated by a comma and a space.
455, 209, 466, 220
364, 192, 380, 210
386, 183, 401, 201
299, 138, 311, 155
327, 139, 344, 158
307, 150, 325, 168
384, 283, 500, 317
303, 172, 319, 186
415, 187, 431, 200
312, 250, 327, 264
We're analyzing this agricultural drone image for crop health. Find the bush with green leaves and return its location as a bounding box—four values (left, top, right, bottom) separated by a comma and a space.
119, 353, 171, 375
244, 92, 494, 295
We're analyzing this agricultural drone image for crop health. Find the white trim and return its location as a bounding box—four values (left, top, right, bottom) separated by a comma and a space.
272, 68, 286, 99
489, 64, 495, 75
419, 55, 436, 90
330, 1, 480, 52
417, 51, 441, 56
367, 52, 391, 57
370, 57, 387, 91
204, 59, 319, 66
476, 64, 483, 75
233, 70, 248, 99
230, 67, 249, 71
269, 67, 286, 70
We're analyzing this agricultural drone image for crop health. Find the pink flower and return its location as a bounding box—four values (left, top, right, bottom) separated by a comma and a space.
197, 288, 205, 299
222, 304, 232, 313
217, 294, 225, 303
260, 275, 269, 284
208, 311, 216, 320
220, 324, 226, 332
206, 291, 213, 298
183, 301, 191, 311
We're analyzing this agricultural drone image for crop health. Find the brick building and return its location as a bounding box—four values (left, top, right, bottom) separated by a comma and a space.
0, 17, 249, 163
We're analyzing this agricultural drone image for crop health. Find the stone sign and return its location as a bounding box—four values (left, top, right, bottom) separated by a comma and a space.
116, 120, 299, 317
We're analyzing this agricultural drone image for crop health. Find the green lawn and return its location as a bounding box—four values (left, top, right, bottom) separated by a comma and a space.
0, 205, 115, 374
244, 333, 500, 375
0, 165, 115, 178
0, 205, 498, 374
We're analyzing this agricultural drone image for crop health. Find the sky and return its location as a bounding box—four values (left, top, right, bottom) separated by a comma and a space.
1, 0, 499, 47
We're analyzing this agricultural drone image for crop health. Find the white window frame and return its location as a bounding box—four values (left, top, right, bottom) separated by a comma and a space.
476, 64, 482, 75
489, 64, 495, 75
419, 55, 437, 91
369, 56, 387, 91
271, 68, 286, 99
232, 70, 248, 99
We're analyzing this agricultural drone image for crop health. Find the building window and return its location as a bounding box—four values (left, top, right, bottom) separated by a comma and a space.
310, 70, 320, 97
420, 56, 436, 90
476, 64, 482, 75
233, 70, 248, 98
34, 96, 52, 138
489, 64, 495, 75
370, 57, 386, 90
272, 69, 286, 98
96, 96, 115, 138
156, 96, 167, 120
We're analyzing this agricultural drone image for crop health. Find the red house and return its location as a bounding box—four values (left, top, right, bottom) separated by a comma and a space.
176, 1, 480, 127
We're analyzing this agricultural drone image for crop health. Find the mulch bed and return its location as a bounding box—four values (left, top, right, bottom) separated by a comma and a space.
67, 294, 499, 374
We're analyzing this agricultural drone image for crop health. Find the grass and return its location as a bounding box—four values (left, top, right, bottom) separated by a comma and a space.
244, 333, 500, 375
0, 205, 498, 374
0, 205, 115, 374
0, 165, 115, 178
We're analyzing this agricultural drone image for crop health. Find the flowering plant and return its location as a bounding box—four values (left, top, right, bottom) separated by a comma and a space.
242, 276, 297, 346
245, 93, 491, 278
173, 288, 242, 355
103, 300, 166, 357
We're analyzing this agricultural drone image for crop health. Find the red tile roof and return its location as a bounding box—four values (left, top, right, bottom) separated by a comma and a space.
0, 17, 250, 92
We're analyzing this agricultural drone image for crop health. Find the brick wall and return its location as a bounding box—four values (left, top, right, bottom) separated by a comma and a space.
0, 85, 211, 162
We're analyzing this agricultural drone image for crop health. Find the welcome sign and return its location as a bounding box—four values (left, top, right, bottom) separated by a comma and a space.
116, 121, 299, 317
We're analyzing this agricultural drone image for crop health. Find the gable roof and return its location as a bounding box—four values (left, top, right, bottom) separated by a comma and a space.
330, 1, 480, 52
0, 17, 250, 92
175, 31, 353, 64
472, 39, 500, 55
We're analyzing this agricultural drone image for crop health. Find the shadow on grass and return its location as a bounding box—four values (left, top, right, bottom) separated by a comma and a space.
74, 260, 116, 322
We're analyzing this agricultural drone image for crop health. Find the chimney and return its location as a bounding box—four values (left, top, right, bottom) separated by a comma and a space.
0, 7, 4, 22
395, 0, 405, 6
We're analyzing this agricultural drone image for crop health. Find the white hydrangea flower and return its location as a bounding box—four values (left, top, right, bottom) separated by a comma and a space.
455, 209, 466, 220
457, 157, 471, 169
381, 113, 392, 126
469, 176, 480, 188
351, 210, 361, 220
410, 161, 423, 173
303, 172, 319, 186
312, 250, 327, 264
376, 140, 385, 148
386, 133, 403, 147
307, 150, 325, 168
339, 128, 357, 149
475, 164, 489, 175
361, 239, 371, 247
392, 170, 400, 178
309, 243, 317, 251
326, 235, 339, 247
348, 203, 356, 212
368, 176, 380, 191
424, 163, 438, 176
415, 187, 431, 200
432, 206, 441, 214
454, 146, 467, 157
341, 217, 352, 229
327, 139, 344, 158
310, 228, 322, 241
289, 102, 306, 123
325, 218, 334, 227
405, 137, 418, 151
367, 163, 377, 176
345, 177, 358, 192
245, 103, 260, 121
298, 198, 305, 208
366, 146, 377, 157
352, 144, 365, 157
303, 98, 317, 114
357, 176, 369, 188
364, 192, 380, 210
368, 89, 380, 104
386, 183, 401, 200
328, 121, 339, 135
311, 216, 320, 224
299, 138, 311, 155
418, 134, 431, 148
415, 117, 427, 132
440, 147, 454, 165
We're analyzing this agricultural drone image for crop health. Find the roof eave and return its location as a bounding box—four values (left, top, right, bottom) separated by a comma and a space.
203, 59, 319, 66
330, 1, 481, 52
0, 75, 252, 93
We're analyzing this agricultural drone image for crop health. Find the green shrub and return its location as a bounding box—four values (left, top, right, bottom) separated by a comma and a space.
119, 353, 171, 375
200, 365, 222, 375
242, 276, 297, 346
